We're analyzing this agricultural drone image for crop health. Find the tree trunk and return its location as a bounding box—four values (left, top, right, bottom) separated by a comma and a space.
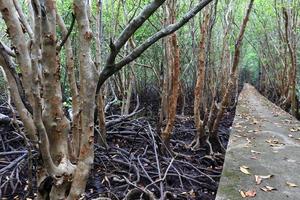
95, 0, 108, 147
67, 1, 98, 198
161, 33, 180, 153
189, 10, 210, 150
283, 7, 297, 117
161, 0, 181, 153
211, 0, 254, 153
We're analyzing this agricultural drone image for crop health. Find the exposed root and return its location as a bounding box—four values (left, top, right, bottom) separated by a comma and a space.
124, 188, 155, 200
1, 106, 233, 199
90, 118, 220, 199
208, 135, 226, 154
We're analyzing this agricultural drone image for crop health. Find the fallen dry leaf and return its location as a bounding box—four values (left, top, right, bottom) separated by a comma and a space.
235, 124, 243, 128
255, 175, 262, 185
261, 175, 273, 179
251, 150, 261, 154
239, 190, 256, 198
266, 138, 285, 147
240, 190, 246, 198
266, 138, 279, 144
234, 134, 242, 138
245, 190, 256, 197
286, 182, 298, 187
260, 185, 277, 192
289, 128, 298, 132
240, 166, 251, 175
255, 175, 273, 185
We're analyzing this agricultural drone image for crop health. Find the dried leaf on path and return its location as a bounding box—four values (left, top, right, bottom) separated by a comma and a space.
260, 185, 277, 192
289, 128, 298, 132
240, 166, 251, 175
286, 182, 298, 187
240, 190, 256, 198
255, 175, 273, 185
251, 149, 261, 154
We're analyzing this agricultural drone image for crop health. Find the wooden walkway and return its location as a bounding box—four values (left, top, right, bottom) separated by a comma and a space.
216, 84, 300, 200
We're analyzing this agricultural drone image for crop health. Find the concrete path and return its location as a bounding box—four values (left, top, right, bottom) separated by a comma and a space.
216, 84, 300, 200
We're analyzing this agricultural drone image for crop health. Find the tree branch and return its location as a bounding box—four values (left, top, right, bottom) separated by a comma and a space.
0, 45, 37, 142
96, 0, 213, 93
0, 41, 15, 57
116, 0, 213, 69
56, 13, 76, 52
13, 0, 34, 39
106, 0, 166, 68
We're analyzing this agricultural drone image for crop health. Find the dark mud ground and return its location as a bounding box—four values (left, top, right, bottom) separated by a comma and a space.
0, 94, 237, 200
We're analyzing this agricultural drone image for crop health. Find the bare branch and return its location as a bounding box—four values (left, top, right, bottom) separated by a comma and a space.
0, 45, 37, 142
0, 1, 34, 106
56, 13, 76, 52
106, 0, 166, 67
0, 41, 15, 57
116, 0, 213, 69
13, 0, 34, 39
96, 0, 213, 93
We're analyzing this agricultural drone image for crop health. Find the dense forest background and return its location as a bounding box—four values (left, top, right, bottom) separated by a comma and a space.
2, 0, 299, 107
0, 0, 299, 199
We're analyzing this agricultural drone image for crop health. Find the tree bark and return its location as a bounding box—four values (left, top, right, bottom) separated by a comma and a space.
160, 0, 180, 153
189, 10, 210, 150
67, 1, 98, 198
161, 32, 180, 153
211, 0, 254, 153
283, 7, 297, 117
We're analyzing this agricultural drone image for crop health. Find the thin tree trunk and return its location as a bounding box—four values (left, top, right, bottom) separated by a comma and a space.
161, 0, 181, 153
211, 0, 254, 153
189, 10, 210, 150
161, 32, 180, 153
67, 1, 98, 198
95, 0, 108, 147
57, 14, 81, 160
283, 7, 297, 116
